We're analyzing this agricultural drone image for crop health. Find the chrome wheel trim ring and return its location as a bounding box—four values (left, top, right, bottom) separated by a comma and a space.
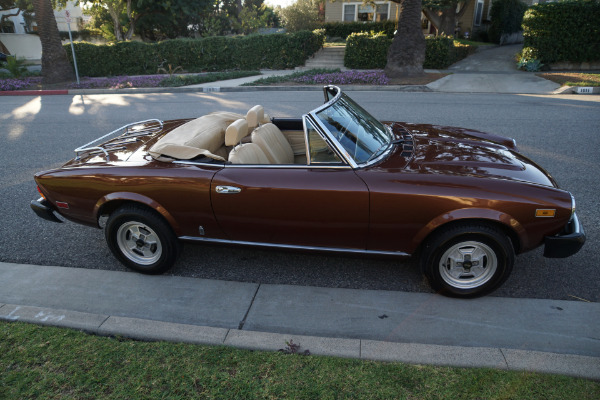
439, 240, 498, 290
116, 221, 162, 266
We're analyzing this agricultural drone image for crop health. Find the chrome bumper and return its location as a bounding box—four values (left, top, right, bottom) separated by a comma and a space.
30, 197, 63, 223
543, 212, 585, 258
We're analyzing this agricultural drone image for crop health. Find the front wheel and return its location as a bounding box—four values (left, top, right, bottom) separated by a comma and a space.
105, 205, 181, 274
420, 224, 515, 298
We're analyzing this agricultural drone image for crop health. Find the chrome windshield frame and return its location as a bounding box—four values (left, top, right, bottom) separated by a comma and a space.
302, 113, 355, 168
308, 86, 392, 169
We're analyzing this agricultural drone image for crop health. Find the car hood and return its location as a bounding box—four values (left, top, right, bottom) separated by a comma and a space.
382, 122, 558, 188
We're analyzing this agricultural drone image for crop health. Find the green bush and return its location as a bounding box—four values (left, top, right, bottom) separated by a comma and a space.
522, 2, 600, 64
323, 21, 396, 39
344, 32, 389, 69
488, 0, 528, 44
64, 30, 325, 77
344, 33, 474, 70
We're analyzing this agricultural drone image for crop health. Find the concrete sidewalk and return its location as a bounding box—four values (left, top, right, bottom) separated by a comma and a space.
1, 262, 598, 380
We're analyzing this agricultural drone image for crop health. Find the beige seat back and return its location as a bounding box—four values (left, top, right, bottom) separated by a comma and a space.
229, 143, 270, 164
251, 123, 295, 164
226, 118, 269, 164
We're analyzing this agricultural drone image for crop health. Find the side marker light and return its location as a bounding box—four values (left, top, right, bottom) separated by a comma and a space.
536, 209, 556, 218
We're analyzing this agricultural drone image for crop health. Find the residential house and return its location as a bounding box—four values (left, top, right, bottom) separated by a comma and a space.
1, 1, 88, 60
324, 0, 538, 38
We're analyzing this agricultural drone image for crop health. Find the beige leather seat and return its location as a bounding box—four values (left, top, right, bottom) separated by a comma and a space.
251, 123, 295, 164
247, 105, 269, 130
226, 119, 269, 164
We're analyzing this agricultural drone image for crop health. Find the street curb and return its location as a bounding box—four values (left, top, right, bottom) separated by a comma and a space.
553, 85, 600, 95
0, 85, 432, 96
0, 89, 68, 96
1, 303, 599, 380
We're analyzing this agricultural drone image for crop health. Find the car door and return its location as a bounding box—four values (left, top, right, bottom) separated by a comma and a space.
210, 118, 369, 250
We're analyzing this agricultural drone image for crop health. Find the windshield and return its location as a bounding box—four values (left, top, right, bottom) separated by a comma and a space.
315, 93, 391, 164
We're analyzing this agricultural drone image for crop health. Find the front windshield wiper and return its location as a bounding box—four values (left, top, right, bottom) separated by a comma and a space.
366, 142, 391, 164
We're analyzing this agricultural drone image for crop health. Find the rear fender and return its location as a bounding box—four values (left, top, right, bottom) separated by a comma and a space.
94, 192, 180, 234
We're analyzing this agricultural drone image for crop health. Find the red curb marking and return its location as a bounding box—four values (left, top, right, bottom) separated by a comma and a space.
0, 90, 69, 96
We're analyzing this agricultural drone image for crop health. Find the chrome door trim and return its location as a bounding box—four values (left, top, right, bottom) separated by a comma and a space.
223, 164, 352, 170
179, 236, 410, 257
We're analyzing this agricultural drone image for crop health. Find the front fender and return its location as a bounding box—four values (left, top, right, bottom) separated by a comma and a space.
412, 208, 526, 252
94, 192, 180, 235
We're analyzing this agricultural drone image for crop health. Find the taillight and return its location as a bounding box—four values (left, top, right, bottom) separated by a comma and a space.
36, 186, 46, 200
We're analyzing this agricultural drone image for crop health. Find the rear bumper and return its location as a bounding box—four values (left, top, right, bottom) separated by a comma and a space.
30, 197, 63, 223
543, 212, 585, 258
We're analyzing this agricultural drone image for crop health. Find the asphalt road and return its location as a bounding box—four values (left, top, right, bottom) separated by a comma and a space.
1, 90, 598, 302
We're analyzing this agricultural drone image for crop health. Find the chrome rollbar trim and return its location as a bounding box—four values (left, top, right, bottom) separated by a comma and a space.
74, 119, 163, 161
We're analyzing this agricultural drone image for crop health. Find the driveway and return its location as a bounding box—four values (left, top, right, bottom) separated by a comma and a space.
427, 44, 561, 94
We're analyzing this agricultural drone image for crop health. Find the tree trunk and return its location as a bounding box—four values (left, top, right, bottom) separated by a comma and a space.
384, 0, 426, 77
423, 8, 458, 36
32, 0, 75, 84
438, 8, 456, 35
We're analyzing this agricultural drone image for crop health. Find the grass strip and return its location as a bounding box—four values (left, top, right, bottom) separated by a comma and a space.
2, 321, 598, 400
454, 39, 494, 47
538, 73, 600, 87
159, 70, 261, 87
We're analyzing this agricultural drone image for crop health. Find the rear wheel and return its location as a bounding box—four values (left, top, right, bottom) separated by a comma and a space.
105, 205, 180, 274
420, 224, 515, 298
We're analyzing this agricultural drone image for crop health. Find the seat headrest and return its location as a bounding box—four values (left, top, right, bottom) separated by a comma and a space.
246, 105, 264, 129
225, 119, 248, 146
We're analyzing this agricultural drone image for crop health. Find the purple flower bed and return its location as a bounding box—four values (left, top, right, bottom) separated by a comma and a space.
293, 70, 389, 85
0, 77, 42, 91
69, 75, 164, 89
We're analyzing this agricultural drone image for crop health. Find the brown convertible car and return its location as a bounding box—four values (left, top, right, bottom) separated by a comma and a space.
31, 86, 585, 297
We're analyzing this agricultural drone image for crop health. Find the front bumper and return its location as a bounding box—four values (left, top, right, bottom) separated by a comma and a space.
30, 197, 63, 223
543, 212, 585, 258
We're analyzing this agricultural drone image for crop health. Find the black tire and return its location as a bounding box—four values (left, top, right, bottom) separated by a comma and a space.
105, 205, 181, 274
420, 223, 515, 298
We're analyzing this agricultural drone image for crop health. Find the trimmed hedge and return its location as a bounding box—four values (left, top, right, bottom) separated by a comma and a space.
522, 2, 600, 64
344, 33, 474, 70
64, 30, 325, 77
322, 21, 396, 39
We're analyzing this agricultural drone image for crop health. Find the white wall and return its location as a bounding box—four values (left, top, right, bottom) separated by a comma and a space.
0, 33, 42, 60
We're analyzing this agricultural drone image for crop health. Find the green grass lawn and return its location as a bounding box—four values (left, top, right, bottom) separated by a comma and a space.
538, 73, 600, 87
2, 322, 598, 399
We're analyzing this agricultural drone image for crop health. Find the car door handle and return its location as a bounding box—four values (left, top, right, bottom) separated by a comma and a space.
216, 185, 242, 194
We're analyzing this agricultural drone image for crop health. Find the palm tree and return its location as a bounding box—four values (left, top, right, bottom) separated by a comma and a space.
384, 0, 426, 77
32, 0, 74, 84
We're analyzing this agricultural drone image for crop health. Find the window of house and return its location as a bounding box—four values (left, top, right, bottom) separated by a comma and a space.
1, 21, 15, 33
474, 0, 484, 26
343, 4, 356, 22
357, 4, 374, 21
343, 2, 389, 22
375, 4, 389, 21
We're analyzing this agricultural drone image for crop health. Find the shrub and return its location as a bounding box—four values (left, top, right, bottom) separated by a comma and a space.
323, 21, 396, 39
488, 0, 528, 44
522, 2, 600, 64
344, 33, 474, 70
64, 30, 324, 77
344, 32, 390, 69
